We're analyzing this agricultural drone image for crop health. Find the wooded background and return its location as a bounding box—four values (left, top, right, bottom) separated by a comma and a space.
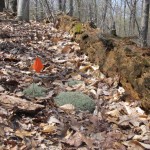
0, 0, 150, 47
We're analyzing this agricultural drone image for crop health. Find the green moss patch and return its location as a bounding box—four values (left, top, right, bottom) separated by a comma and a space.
23, 83, 46, 98
54, 91, 95, 112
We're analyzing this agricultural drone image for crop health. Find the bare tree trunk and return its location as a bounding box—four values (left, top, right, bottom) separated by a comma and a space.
63, 0, 66, 12
107, 0, 116, 36
129, 1, 132, 35
69, 0, 73, 16
94, 0, 97, 23
4, 0, 9, 9
89, 4, 93, 21
131, 0, 137, 34
17, 0, 30, 22
124, 0, 127, 35
44, 0, 54, 22
58, 0, 62, 11
77, 0, 81, 20
35, 0, 38, 21
139, 0, 149, 47
0, 0, 5, 12
101, 0, 109, 32
126, 0, 140, 35
39, 0, 44, 20
128, 0, 137, 35
9, 0, 17, 12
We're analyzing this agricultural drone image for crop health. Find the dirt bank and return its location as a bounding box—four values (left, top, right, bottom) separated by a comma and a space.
57, 15, 150, 111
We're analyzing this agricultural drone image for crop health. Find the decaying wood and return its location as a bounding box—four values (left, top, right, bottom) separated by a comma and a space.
0, 94, 44, 112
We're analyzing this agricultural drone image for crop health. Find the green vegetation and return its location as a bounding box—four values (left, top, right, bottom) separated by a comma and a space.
74, 23, 83, 34
54, 91, 95, 112
67, 80, 83, 86
23, 83, 46, 97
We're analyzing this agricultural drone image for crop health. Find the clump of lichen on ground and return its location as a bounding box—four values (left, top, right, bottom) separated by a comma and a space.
54, 91, 95, 112
23, 83, 46, 97
67, 80, 83, 86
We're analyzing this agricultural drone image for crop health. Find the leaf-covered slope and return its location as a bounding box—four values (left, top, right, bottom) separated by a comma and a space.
0, 14, 150, 149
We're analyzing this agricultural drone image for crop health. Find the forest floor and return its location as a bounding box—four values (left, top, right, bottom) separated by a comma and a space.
0, 13, 150, 150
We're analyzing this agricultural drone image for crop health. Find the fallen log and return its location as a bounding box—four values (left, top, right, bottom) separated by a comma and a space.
0, 94, 44, 112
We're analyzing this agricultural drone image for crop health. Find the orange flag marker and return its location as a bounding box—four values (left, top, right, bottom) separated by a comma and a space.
32, 57, 44, 73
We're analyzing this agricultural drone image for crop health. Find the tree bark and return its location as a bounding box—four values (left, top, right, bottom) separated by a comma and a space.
101, 0, 109, 32
124, 0, 127, 35
139, 0, 149, 47
9, 0, 17, 12
63, 0, 66, 12
59, 0, 62, 11
77, 0, 81, 20
17, 0, 30, 22
0, 0, 5, 12
68, 0, 73, 16
94, 0, 97, 23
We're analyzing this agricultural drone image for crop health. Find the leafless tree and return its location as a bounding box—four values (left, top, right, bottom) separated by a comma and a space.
68, 0, 73, 16
139, 0, 149, 47
17, 0, 30, 21
0, 0, 5, 12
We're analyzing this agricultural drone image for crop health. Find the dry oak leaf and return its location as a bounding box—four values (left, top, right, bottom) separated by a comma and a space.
59, 104, 75, 111
15, 130, 35, 139
41, 124, 57, 133
64, 132, 93, 148
32, 57, 44, 73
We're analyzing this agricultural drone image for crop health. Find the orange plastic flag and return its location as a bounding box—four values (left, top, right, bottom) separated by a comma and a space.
32, 57, 44, 73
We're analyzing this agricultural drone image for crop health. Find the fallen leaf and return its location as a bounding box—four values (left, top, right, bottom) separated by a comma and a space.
59, 104, 75, 111
65, 132, 83, 147
106, 109, 120, 117
47, 116, 61, 124
61, 45, 71, 54
42, 124, 56, 133
123, 140, 148, 150
0, 85, 5, 92
64, 131, 93, 148
15, 130, 35, 139
32, 57, 44, 73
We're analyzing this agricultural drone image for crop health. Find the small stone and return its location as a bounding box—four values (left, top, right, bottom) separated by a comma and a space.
0, 86, 5, 92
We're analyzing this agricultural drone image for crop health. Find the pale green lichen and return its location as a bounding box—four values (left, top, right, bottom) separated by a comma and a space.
67, 80, 83, 86
54, 91, 95, 112
23, 83, 46, 97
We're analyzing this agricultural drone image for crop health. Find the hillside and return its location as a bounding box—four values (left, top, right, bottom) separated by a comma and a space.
0, 13, 150, 149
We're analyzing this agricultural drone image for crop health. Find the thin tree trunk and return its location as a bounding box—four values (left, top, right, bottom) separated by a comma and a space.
126, 0, 140, 35
69, 0, 73, 16
124, 0, 127, 35
9, 0, 17, 12
94, 0, 97, 24
5, 0, 9, 9
17, 0, 30, 22
77, 0, 81, 20
35, 0, 38, 21
0, 0, 5, 12
139, 0, 149, 47
58, 0, 62, 11
44, 0, 54, 22
89, 4, 92, 21
132, 0, 137, 34
39, 0, 44, 20
63, 0, 66, 12
101, 0, 108, 32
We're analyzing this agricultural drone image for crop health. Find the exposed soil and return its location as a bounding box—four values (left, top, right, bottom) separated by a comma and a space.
57, 15, 150, 112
